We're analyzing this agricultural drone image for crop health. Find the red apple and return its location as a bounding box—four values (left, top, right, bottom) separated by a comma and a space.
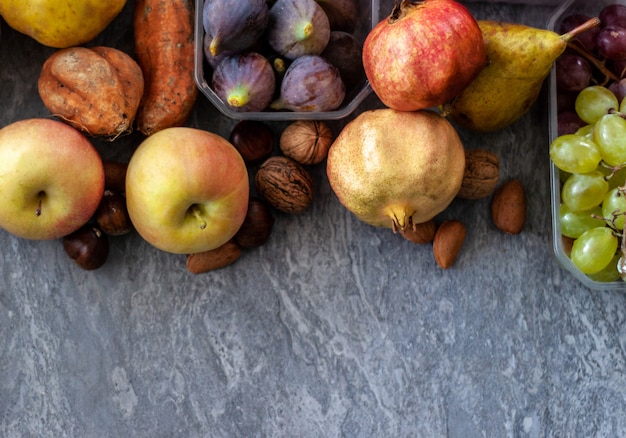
362, 0, 486, 111
0, 118, 105, 240
125, 127, 250, 255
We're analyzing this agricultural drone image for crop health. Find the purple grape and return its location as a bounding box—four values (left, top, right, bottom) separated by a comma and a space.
556, 53, 592, 92
600, 4, 626, 28
558, 111, 586, 136
557, 90, 578, 113
608, 77, 626, 102
560, 14, 600, 51
610, 58, 626, 78
596, 26, 626, 61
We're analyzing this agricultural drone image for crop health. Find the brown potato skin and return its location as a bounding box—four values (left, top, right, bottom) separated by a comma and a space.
38, 46, 144, 138
133, 0, 198, 136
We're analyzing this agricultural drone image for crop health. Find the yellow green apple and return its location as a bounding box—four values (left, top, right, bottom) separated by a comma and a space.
0, 118, 105, 240
0, 0, 126, 48
125, 127, 250, 255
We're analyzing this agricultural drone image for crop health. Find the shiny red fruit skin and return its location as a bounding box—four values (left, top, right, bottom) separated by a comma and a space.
362, 0, 486, 111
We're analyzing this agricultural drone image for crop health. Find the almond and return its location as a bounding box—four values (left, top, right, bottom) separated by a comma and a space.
491, 179, 526, 234
457, 148, 500, 200
400, 218, 436, 244
186, 241, 242, 274
432, 220, 466, 269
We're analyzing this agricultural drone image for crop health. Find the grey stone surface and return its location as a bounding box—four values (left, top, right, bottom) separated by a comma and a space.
1, 1, 626, 437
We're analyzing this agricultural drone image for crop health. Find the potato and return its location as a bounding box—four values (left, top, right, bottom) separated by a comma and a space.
38, 46, 144, 139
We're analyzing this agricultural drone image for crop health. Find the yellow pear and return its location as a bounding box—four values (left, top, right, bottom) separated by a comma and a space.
445, 18, 599, 133
0, 0, 126, 48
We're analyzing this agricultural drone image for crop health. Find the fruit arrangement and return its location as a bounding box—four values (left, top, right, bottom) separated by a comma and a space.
550, 2, 626, 284
14, 0, 617, 278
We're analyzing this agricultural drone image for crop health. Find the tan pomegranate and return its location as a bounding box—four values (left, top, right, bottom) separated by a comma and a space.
326, 108, 465, 231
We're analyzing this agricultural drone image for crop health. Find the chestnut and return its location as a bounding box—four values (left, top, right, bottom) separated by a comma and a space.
234, 197, 275, 248
229, 120, 275, 163
103, 160, 128, 193
95, 190, 132, 236
62, 224, 110, 270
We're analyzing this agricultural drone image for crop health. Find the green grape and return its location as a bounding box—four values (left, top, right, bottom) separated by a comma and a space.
559, 169, 572, 185
560, 203, 604, 238
596, 164, 626, 189
602, 187, 626, 230
575, 124, 595, 138
592, 113, 626, 166
549, 133, 601, 173
561, 171, 609, 212
570, 226, 618, 274
587, 253, 621, 282
618, 256, 626, 281
609, 166, 626, 189
575, 85, 619, 124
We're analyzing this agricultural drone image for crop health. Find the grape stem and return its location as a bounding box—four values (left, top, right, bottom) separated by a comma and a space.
601, 162, 626, 181
568, 42, 620, 85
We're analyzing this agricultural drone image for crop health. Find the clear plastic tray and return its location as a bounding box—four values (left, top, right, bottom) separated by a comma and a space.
548, 0, 626, 289
194, 0, 379, 121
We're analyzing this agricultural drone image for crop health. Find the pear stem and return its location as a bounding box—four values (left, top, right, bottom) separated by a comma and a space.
560, 17, 601, 42
190, 205, 207, 230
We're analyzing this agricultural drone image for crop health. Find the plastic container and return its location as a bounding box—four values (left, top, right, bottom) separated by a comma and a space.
548, 0, 626, 289
194, 0, 379, 121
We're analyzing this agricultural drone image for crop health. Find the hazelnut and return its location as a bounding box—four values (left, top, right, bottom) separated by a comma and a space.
255, 156, 314, 214
279, 120, 333, 165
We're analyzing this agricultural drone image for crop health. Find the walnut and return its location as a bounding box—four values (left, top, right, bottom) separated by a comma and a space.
457, 149, 500, 200
279, 120, 333, 165
254, 156, 314, 214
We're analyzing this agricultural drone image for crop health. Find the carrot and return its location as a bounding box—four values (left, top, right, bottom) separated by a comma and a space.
133, 0, 198, 136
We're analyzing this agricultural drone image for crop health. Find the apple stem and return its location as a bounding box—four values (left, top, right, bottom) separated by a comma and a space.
190, 205, 208, 230
35, 192, 44, 217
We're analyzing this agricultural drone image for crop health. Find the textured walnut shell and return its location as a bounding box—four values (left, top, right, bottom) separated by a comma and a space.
457, 149, 500, 200
255, 156, 314, 214
38, 46, 144, 138
279, 120, 333, 165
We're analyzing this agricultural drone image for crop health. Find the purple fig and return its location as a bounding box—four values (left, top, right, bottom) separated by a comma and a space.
203, 0, 269, 57
321, 31, 364, 92
315, 0, 357, 33
203, 33, 237, 69
270, 55, 345, 112
212, 52, 276, 112
267, 0, 331, 60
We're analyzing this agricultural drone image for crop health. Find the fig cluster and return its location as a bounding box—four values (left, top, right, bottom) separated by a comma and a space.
202, 0, 363, 113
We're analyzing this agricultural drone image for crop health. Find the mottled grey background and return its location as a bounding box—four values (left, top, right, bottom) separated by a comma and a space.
2, 1, 626, 437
